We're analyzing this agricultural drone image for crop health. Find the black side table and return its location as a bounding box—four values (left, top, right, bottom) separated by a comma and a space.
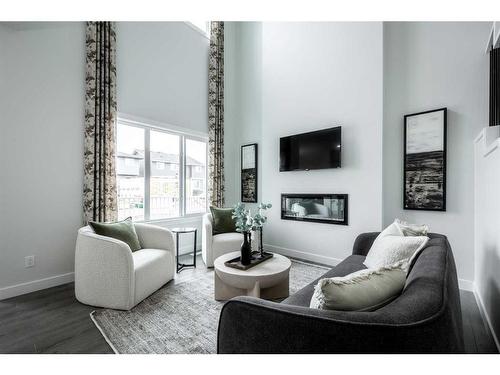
171, 227, 197, 273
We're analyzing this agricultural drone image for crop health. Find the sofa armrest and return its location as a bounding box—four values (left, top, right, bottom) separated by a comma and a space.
352, 232, 379, 256
134, 223, 175, 253
75, 228, 135, 310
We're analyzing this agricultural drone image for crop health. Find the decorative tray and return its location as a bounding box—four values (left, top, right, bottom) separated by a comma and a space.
224, 251, 274, 270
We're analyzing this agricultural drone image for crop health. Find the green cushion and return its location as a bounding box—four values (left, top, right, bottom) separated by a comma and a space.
89, 217, 141, 252
210, 206, 237, 235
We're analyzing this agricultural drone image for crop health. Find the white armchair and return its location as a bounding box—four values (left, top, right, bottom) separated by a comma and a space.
202, 213, 258, 267
75, 223, 175, 310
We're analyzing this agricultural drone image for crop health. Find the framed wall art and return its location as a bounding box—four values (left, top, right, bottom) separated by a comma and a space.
241, 143, 258, 203
404, 108, 447, 211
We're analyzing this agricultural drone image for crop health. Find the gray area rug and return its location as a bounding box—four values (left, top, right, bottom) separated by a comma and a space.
91, 259, 328, 354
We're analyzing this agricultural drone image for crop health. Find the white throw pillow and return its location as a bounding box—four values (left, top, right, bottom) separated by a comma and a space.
395, 218, 429, 237
364, 235, 429, 269
310, 265, 407, 311
377, 221, 404, 238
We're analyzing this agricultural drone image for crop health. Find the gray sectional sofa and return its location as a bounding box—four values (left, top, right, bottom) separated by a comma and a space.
217, 232, 464, 353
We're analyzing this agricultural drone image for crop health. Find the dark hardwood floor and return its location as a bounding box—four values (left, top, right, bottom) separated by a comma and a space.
461, 290, 498, 353
0, 256, 497, 354
0, 282, 112, 353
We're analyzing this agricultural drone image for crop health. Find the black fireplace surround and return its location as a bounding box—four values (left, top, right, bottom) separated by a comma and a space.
281, 193, 348, 225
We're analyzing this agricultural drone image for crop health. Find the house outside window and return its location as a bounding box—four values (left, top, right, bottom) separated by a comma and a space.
116, 118, 207, 221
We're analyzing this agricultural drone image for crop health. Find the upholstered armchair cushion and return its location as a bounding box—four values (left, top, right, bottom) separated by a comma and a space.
132, 248, 174, 305
202, 213, 260, 267
212, 233, 245, 260
203, 213, 245, 267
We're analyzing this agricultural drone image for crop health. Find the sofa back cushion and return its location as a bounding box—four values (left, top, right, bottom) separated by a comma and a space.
210, 206, 237, 235
373, 234, 458, 323
89, 217, 141, 252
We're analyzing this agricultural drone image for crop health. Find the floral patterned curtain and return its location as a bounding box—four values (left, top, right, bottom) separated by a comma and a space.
83, 22, 118, 223
208, 21, 225, 208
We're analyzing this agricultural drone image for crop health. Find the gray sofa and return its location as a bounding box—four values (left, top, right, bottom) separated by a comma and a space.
217, 232, 464, 353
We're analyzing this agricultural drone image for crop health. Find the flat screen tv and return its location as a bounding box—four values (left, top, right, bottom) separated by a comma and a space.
280, 126, 341, 171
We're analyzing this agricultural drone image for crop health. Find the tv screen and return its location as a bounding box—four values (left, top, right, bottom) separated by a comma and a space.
280, 127, 341, 171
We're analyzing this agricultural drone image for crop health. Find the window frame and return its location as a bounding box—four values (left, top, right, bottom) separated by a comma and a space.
117, 115, 208, 223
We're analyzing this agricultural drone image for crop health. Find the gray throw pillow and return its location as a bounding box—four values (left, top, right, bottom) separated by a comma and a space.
310, 265, 406, 311
89, 217, 141, 252
210, 206, 237, 235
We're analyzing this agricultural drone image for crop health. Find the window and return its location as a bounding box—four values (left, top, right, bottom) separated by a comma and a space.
150, 130, 180, 220
116, 125, 145, 221
186, 139, 207, 214
116, 119, 208, 221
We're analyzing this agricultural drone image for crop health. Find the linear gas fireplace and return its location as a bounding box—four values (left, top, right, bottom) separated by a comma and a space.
281, 193, 348, 225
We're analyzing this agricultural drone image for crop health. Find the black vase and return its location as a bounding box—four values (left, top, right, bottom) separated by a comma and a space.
240, 231, 252, 265
259, 227, 264, 257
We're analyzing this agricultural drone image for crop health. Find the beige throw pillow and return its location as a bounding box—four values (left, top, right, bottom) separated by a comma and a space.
364, 219, 429, 269
395, 218, 429, 236
310, 265, 406, 311
364, 234, 429, 269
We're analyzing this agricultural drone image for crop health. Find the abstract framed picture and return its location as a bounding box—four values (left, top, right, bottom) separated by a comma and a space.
404, 108, 447, 211
241, 143, 258, 203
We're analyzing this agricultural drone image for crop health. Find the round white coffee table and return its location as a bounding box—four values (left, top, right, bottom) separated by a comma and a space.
214, 251, 291, 301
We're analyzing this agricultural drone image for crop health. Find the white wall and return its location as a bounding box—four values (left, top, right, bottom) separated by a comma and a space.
383, 22, 490, 285
0, 22, 86, 298
116, 22, 209, 253
224, 22, 263, 208
0, 24, 6, 88
0, 24, 12, 293
225, 22, 384, 265
262, 23, 384, 264
474, 126, 500, 348
222, 22, 239, 206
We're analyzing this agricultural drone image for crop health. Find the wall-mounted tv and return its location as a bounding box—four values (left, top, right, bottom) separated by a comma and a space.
280, 126, 341, 171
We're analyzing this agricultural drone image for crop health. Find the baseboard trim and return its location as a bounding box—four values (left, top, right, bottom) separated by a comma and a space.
0, 272, 75, 301
473, 286, 500, 352
266, 243, 475, 291
265, 243, 343, 267
458, 279, 474, 292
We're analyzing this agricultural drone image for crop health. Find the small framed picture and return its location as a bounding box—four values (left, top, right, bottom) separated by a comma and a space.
404, 108, 447, 211
241, 143, 258, 203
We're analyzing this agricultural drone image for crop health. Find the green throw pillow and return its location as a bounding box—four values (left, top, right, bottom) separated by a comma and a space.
210, 206, 237, 235
89, 217, 141, 252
